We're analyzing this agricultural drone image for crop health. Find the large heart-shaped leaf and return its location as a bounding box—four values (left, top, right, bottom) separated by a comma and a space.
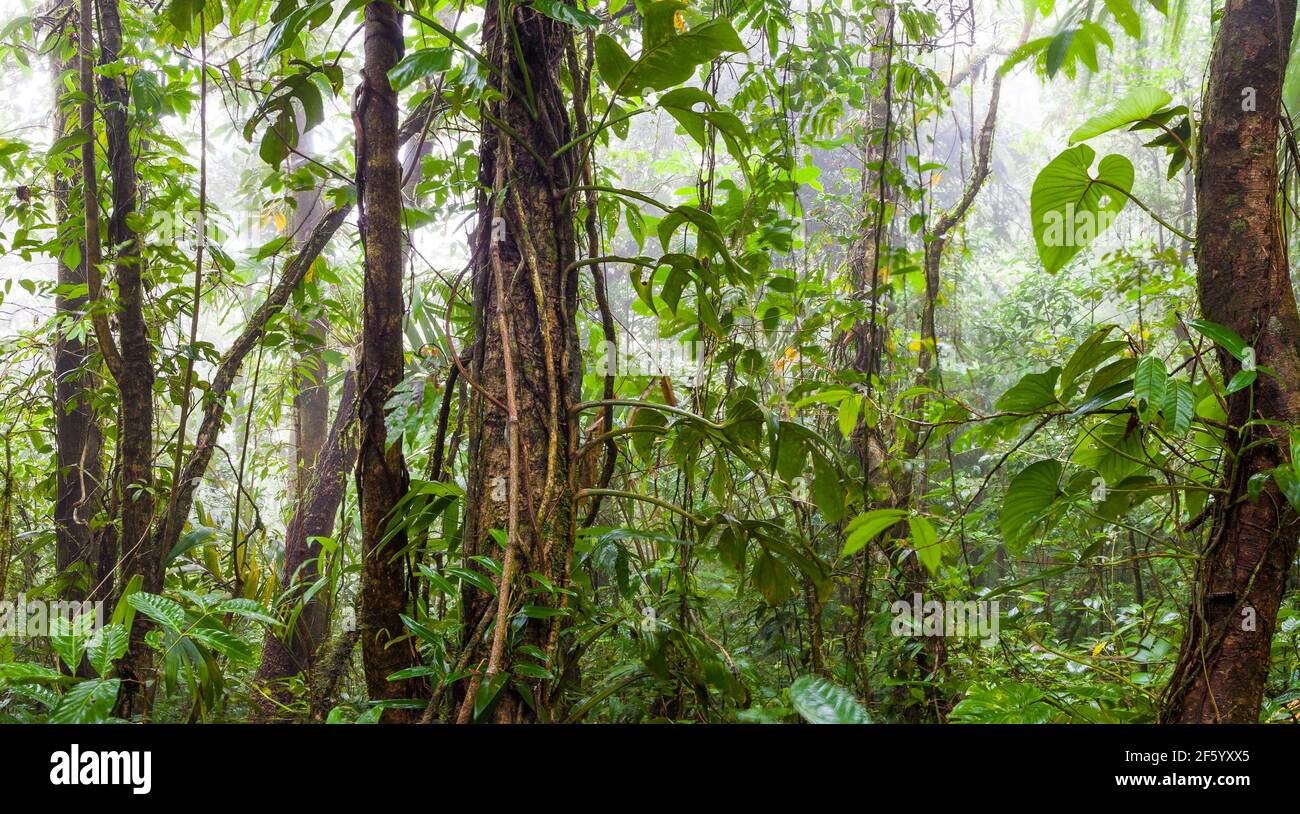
1001, 459, 1063, 553
1031, 145, 1133, 273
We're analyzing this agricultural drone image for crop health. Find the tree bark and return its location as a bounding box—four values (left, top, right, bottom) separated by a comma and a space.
356, 0, 421, 720
255, 369, 359, 715
97, 0, 157, 719
290, 127, 330, 501
1161, 0, 1300, 723
457, 0, 580, 724
51, 39, 104, 603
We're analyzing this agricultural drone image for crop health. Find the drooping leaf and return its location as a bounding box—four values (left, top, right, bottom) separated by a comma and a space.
1133, 355, 1168, 422
1031, 145, 1133, 274
1001, 460, 1063, 553
842, 508, 908, 556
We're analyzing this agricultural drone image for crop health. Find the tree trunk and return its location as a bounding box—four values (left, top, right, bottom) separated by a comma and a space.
456, 0, 580, 725
356, 0, 421, 721
290, 127, 330, 502
97, 0, 157, 719
51, 40, 104, 603
1161, 0, 1300, 723
256, 369, 359, 715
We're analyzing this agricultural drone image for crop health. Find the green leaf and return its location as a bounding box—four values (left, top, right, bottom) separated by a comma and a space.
811, 453, 845, 523
1273, 467, 1300, 512
629, 407, 668, 461
908, 515, 942, 575
1225, 368, 1257, 394
1031, 145, 1133, 274
1073, 412, 1147, 484
623, 13, 744, 93
1045, 28, 1074, 76
594, 34, 634, 89
1059, 326, 1123, 401
189, 626, 254, 664
166, 524, 216, 566
1163, 379, 1195, 435
1133, 355, 1167, 422
1102, 0, 1142, 40
842, 508, 907, 556
126, 592, 187, 633
87, 624, 130, 678
789, 675, 870, 724
389, 47, 453, 91
1068, 85, 1170, 144
531, 0, 602, 28
215, 598, 280, 627
1187, 318, 1249, 360
996, 367, 1062, 412
752, 549, 796, 605
837, 395, 863, 439
49, 678, 120, 724
1001, 460, 1063, 554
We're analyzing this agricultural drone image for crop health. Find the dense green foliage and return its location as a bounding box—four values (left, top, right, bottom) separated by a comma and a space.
0, 0, 1297, 724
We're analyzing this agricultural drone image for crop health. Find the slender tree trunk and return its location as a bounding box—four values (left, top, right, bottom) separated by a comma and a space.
290, 127, 330, 500
52, 41, 103, 602
96, 0, 157, 719
1161, 0, 1300, 723
845, 8, 895, 685
356, 0, 421, 720
456, 1, 580, 724
888, 15, 1028, 722
256, 369, 359, 715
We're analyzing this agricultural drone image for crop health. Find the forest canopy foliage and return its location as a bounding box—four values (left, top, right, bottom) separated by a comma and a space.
0, 0, 1297, 725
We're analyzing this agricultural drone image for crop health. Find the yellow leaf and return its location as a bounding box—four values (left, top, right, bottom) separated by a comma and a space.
1091, 641, 1106, 657
907, 338, 922, 353
273, 211, 287, 233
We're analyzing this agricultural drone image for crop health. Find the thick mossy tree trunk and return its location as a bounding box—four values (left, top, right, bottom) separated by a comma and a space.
356, 0, 422, 721
51, 42, 104, 604
457, 0, 580, 724
1161, 0, 1300, 723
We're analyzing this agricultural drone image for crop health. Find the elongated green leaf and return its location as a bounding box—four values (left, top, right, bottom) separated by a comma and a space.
87, 624, 130, 678
790, 675, 870, 724
1134, 355, 1167, 422
1059, 326, 1122, 401
1069, 85, 1170, 144
1102, 0, 1142, 41
1187, 318, 1248, 360
49, 678, 120, 724
127, 592, 187, 633
909, 515, 942, 575
842, 508, 907, 556
215, 598, 280, 627
1163, 379, 1195, 435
